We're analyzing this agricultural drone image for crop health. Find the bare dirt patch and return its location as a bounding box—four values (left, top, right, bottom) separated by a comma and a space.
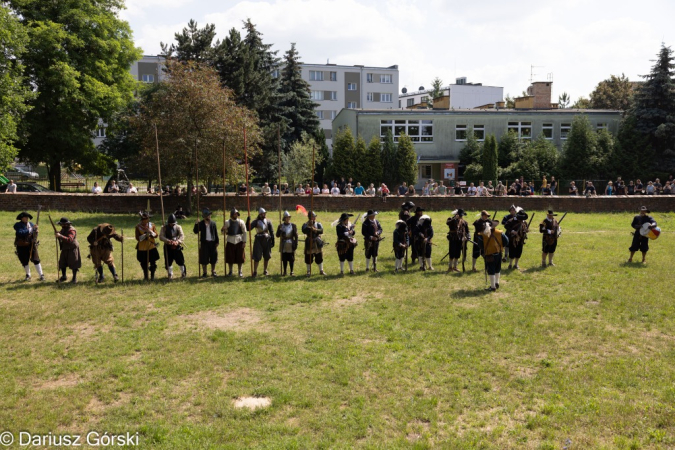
233, 396, 271, 409
177, 308, 266, 332
86, 392, 131, 415
37, 373, 81, 390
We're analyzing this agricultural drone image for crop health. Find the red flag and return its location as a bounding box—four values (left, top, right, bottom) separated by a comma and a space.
295, 205, 308, 216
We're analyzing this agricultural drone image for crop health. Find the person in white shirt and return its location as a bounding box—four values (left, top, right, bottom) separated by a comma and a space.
128, 183, 138, 193
261, 182, 271, 196
331, 185, 341, 196
295, 184, 305, 195
345, 183, 354, 195
6, 180, 17, 193
467, 183, 477, 196
321, 184, 330, 194
92, 182, 102, 194
313, 184, 320, 195
366, 183, 376, 196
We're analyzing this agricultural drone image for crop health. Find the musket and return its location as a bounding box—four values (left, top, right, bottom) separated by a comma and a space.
155, 122, 168, 277
29, 205, 41, 262
492, 210, 498, 221
121, 228, 124, 283
527, 213, 536, 230
48, 214, 59, 283
557, 212, 568, 225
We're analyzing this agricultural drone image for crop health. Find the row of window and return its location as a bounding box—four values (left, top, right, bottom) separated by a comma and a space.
312, 91, 392, 103
367, 93, 392, 102
308, 71, 393, 84
316, 111, 338, 120
380, 120, 434, 143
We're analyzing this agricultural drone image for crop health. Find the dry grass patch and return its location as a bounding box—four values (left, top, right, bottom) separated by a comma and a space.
36, 373, 82, 390
175, 307, 267, 333
233, 397, 271, 409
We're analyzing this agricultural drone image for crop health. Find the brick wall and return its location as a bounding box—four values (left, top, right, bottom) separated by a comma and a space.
1, 193, 674, 214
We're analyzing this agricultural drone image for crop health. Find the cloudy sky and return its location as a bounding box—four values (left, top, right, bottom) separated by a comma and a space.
121, 0, 675, 102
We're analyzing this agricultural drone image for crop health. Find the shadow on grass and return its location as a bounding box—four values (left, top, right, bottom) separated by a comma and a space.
451, 289, 493, 298
620, 261, 649, 269
523, 265, 548, 274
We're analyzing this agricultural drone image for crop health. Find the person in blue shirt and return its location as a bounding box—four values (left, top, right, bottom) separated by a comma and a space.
354, 182, 365, 195
14, 211, 44, 281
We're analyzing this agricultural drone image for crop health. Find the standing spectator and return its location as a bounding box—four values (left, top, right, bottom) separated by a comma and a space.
549, 176, 557, 195
128, 183, 138, 194
486, 181, 495, 196
584, 181, 597, 197
354, 182, 365, 195
495, 181, 506, 196
646, 181, 655, 195
6, 179, 17, 193
366, 183, 376, 196
321, 184, 330, 194
398, 182, 408, 196
92, 182, 102, 194
339, 177, 347, 193
422, 181, 430, 196
568, 181, 578, 196
261, 182, 271, 196
627, 180, 635, 195
345, 183, 354, 195
438, 181, 447, 196
295, 184, 305, 195
663, 181, 673, 194
467, 182, 477, 196
108, 181, 119, 193
635, 179, 644, 194
507, 183, 517, 195
653, 178, 663, 194
330, 184, 341, 196
605, 181, 614, 196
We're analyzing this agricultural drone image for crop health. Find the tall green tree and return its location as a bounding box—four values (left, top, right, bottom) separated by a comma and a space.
0, 5, 33, 171
352, 135, 367, 183
589, 74, 634, 110
395, 133, 417, 185
380, 130, 397, 186
428, 77, 444, 108
313, 128, 330, 185
501, 135, 559, 182
571, 97, 591, 109
161, 19, 216, 63
559, 114, 607, 179
459, 129, 483, 181
631, 43, 675, 172
9, 0, 142, 190
280, 132, 323, 190
558, 92, 570, 109
497, 130, 522, 168
612, 115, 655, 179
331, 126, 355, 180
481, 134, 498, 183
363, 136, 383, 186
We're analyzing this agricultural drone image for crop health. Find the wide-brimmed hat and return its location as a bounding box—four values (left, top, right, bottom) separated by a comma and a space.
401, 201, 416, 210
340, 213, 353, 221
480, 210, 489, 217
547, 210, 557, 216
202, 208, 212, 217
167, 214, 177, 224
16, 211, 33, 221
366, 210, 378, 216
455, 208, 467, 217
139, 211, 151, 219
415, 206, 425, 213
516, 211, 529, 221
640, 206, 650, 213
57, 217, 71, 225
509, 204, 517, 211
395, 220, 407, 228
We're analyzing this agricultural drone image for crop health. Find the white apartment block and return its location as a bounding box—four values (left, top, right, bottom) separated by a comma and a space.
399, 77, 503, 110
301, 63, 399, 149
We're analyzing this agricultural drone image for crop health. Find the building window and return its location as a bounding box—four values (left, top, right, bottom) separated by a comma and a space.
507, 121, 532, 140
381, 93, 392, 103
347, 101, 357, 109
367, 92, 374, 102
311, 90, 324, 101
316, 111, 324, 120
331, 111, 337, 120
141, 74, 154, 83
366, 73, 373, 83
328, 91, 337, 101
596, 123, 608, 132
560, 123, 571, 140
380, 74, 392, 84
542, 123, 553, 139
474, 125, 485, 141
96, 126, 107, 138
406, 98, 414, 107
347, 83, 357, 91
309, 70, 323, 81
380, 119, 433, 143
421, 96, 429, 104
271, 69, 280, 79
455, 125, 467, 141
330, 71, 337, 81
420, 164, 432, 179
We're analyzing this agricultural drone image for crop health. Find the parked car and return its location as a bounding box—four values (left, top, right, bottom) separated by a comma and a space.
5, 166, 39, 179
0, 182, 52, 192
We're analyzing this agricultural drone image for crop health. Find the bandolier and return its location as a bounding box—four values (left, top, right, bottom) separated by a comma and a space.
56, 217, 82, 283
539, 210, 560, 267
302, 211, 326, 276
159, 214, 186, 279
362, 210, 383, 272
446, 209, 469, 273
87, 223, 122, 283
393, 220, 409, 272
276, 211, 298, 276
336, 213, 357, 275
14, 211, 44, 281
135, 211, 160, 280
507, 209, 529, 270
414, 215, 434, 271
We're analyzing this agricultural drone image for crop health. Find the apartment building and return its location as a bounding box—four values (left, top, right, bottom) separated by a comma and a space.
399, 78, 503, 110
333, 108, 621, 186
301, 63, 399, 148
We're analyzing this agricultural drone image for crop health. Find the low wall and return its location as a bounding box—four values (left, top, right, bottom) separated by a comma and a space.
1, 193, 674, 214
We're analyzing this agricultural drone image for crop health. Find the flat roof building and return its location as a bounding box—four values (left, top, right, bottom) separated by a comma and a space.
399, 78, 504, 110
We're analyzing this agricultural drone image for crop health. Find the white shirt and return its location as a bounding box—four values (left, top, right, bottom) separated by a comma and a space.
313, 187, 320, 194
204, 221, 213, 241
128, 186, 137, 193
331, 187, 340, 196
92, 186, 102, 194
7, 183, 17, 193
467, 186, 477, 196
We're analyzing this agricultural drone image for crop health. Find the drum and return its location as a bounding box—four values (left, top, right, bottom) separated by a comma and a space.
639, 222, 658, 238
648, 226, 661, 240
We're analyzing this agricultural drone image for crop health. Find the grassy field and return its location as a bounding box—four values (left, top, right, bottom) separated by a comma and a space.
0, 209, 674, 449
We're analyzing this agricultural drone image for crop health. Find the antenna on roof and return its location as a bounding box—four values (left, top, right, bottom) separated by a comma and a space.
327, 58, 329, 64
530, 65, 544, 83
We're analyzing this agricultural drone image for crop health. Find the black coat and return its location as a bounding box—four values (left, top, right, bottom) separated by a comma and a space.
193, 220, 219, 245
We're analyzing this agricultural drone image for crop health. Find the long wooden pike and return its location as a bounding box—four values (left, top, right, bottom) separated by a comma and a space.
244, 126, 253, 276
29, 205, 41, 262
223, 137, 227, 277
196, 140, 201, 278
308, 144, 315, 276
121, 228, 124, 283
278, 124, 282, 275
48, 213, 59, 283
155, 123, 168, 277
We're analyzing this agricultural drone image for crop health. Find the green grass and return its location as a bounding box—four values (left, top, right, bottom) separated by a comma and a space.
1, 210, 674, 449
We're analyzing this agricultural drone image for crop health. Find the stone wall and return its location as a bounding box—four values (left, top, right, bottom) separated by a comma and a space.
1, 193, 673, 214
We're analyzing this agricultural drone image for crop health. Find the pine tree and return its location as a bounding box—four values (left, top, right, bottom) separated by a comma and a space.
632, 43, 675, 172
481, 134, 498, 183
331, 127, 355, 180
363, 136, 383, 186
380, 130, 397, 186
497, 130, 520, 168
559, 115, 604, 179
161, 19, 216, 63
395, 133, 418, 185
352, 135, 367, 183
279, 43, 320, 146
313, 128, 330, 185
613, 115, 655, 179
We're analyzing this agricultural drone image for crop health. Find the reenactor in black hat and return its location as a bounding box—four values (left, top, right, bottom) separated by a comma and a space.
86, 223, 122, 283
539, 210, 560, 267
628, 206, 658, 264
362, 210, 383, 272
194, 208, 219, 277
393, 220, 409, 272
135, 211, 160, 280
335, 213, 356, 275
471, 211, 491, 271
276, 211, 298, 276
250, 207, 274, 277
302, 210, 326, 276
399, 201, 415, 222
407, 206, 425, 265
478, 219, 509, 291
501, 205, 518, 262
55, 217, 82, 283
507, 209, 529, 270
414, 214, 434, 270
14, 211, 44, 281
446, 208, 469, 272
222, 208, 247, 277
159, 214, 186, 279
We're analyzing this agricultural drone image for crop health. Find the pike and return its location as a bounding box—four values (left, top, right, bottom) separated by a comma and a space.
121, 228, 124, 283
29, 205, 41, 262
196, 138, 201, 278
244, 126, 253, 276
223, 137, 228, 277
48, 213, 59, 283
154, 123, 168, 277
278, 124, 282, 275
309, 144, 315, 276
